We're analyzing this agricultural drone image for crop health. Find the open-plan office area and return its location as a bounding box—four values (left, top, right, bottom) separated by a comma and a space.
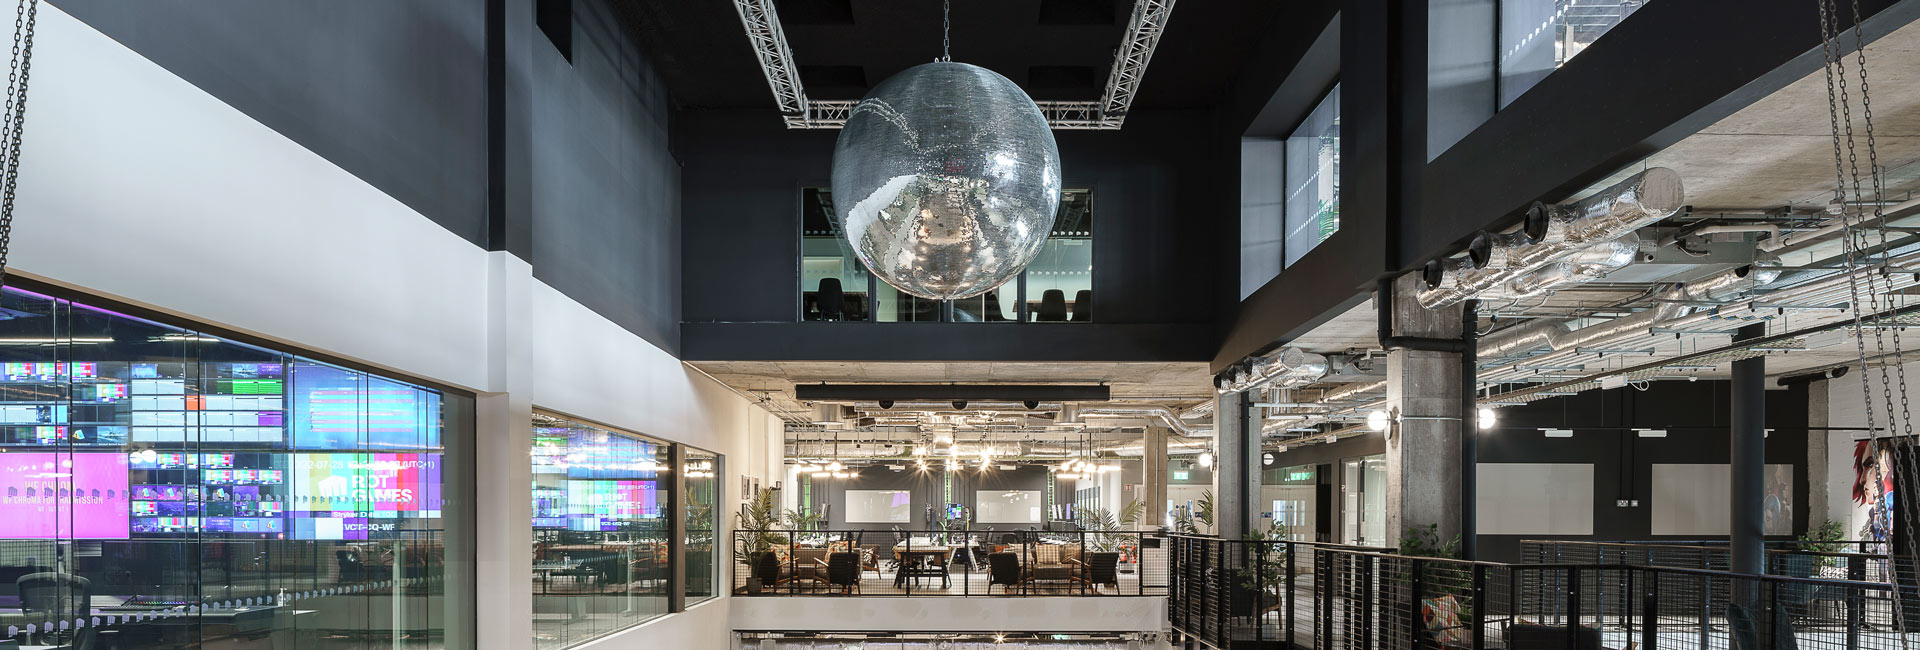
4, 0, 1920, 649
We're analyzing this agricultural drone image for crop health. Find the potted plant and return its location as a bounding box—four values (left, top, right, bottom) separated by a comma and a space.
735, 487, 788, 595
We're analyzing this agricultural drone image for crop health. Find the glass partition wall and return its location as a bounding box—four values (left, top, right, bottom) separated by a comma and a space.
799, 188, 1094, 323
681, 448, 718, 606
0, 284, 476, 650
530, 413, 670, 649
531, 413, 721, 649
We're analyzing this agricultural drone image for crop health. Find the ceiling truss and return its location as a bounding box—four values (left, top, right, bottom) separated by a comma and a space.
733, 0, 1175, 130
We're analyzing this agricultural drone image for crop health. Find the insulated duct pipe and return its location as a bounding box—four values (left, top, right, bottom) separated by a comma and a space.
1215, 347, 1332, 394
1477, 256, 1784, 360
1418, 168, 1685, 309
1079, 405, 1211, 436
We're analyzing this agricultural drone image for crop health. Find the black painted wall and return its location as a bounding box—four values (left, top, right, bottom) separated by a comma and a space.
1259, 382, 1814, 562
675, 108, 1222, 361
54, 0, 491, 247
527, 0, 681, 352
805, 465, 1064, 533
1477, 381, 1812, 562
62, 0, 685, 353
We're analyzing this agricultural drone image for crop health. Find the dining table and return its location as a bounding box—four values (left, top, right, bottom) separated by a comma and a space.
891, 545, 952, 588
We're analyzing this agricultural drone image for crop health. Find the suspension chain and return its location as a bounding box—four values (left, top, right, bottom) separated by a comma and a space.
940, 0, 952, 62
0, 0, 35, 287
1819, 0, 1914, 640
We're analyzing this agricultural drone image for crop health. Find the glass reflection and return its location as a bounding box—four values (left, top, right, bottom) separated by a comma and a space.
682, 448, 718, 605
530, 413, 670, 649
1026, 190, 1093, 322
801, 188, 871, 322
0, 285, 473, 650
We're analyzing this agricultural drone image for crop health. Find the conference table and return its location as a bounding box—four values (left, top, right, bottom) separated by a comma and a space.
891, 545, 951, 589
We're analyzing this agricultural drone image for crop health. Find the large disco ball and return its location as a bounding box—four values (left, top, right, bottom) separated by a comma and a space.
831, 61, 1062, 300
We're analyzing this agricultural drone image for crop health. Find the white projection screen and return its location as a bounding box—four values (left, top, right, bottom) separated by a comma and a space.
976, 490, 1043, 524
844, 490, 913, 523
1651, 464, 1794, 535
1475, 463, 1594, 535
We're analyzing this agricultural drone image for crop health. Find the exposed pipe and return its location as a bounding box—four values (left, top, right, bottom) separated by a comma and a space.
1759, 195, 1920, 254
1418, 168, 1685, 309
1216, 347, 1333, 394
1079, 405, 1209, 436
1477, 256, 1783, 360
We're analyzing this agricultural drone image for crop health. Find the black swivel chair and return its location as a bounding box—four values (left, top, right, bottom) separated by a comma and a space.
817, 278, 845, 321
1036, 290, 1067, 322
18, 572, 95, 650
1070, 290, 1092, 322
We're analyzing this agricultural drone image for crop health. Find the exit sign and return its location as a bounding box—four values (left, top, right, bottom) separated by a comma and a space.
1172, 470, 1189, 480
1286, 470, 1312, 481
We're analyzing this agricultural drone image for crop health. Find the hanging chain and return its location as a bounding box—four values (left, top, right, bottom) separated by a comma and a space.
941, 0, 952, 62
0, 0, 36, 288
1820, 0, 1913, 638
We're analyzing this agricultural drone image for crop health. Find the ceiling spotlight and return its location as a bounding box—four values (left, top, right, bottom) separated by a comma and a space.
1477, 407, 1497, 430
826, 461, 843, 472
1366, 409, 1392, 431
1197, 452, 1214, 468
878, 400, 895, 410
953, 400, 968, 410
1023, 400, 1040, 410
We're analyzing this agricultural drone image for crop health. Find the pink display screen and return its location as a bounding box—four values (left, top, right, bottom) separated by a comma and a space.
0, 453, 131, 539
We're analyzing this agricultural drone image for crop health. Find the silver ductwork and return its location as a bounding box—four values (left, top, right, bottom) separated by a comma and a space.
1079, 406, 1211, 436
1418, 168, 1685, 309
1478, 256, 1783, 360
1217, 347, 1332, 394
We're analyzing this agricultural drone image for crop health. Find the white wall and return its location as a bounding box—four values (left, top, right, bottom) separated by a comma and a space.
15, 7, 778, 649
731, 596, 1166, 635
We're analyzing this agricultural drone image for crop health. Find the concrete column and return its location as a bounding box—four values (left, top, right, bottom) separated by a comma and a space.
1383, 274, 1465, 549
1144, 426, 1170, 529
1808, 379, 1831, 527
1214, 391, 1260, 541
477, 252, 534, 650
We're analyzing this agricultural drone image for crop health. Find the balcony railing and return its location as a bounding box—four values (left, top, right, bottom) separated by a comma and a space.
1167, 535, 1917, 649
730, 529, 1168, 597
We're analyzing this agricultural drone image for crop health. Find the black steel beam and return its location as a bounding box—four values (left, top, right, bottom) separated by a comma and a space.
794, 384, 1111, 402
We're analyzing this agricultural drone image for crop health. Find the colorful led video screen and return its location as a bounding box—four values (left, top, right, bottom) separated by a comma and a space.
562, 480, 661, 531
0, 452, 131, 539
289, 452, 443, 540
291, 363, 441, 450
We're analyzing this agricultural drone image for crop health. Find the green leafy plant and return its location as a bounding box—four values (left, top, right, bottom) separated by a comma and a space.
1078, 499, 1144, 552
782, 507, 825, 533
1195, 490, 1215, 529
735, 487, 790, 568
1802, 519, 1848, 568
1237, 521, 1291, 599
1399, 524, 1461, 559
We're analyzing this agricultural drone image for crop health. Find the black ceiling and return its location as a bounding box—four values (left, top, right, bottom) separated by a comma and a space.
616, 0, 1289, 110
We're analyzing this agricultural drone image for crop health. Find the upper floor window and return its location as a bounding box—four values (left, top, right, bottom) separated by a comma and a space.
1499, 0, 1648, 106
1241, 84, 1341, 299
1429, 0, 1649, 157
801, 188, 1095, 323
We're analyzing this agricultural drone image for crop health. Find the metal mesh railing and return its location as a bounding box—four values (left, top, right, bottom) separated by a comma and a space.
1170, 537, 1920, 650
730, 529, 1167, 597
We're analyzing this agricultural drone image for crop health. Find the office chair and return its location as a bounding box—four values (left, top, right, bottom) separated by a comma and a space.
1071, 290, 1092, 322
1036, 290, 1067, 321
981, 291, 1008, 321
18, 572, 95, 650
817, 278, 844, 321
